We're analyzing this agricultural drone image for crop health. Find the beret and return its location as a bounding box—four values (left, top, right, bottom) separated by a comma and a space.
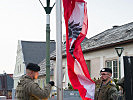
26, 63, 40, 72
100, 68, 112, 74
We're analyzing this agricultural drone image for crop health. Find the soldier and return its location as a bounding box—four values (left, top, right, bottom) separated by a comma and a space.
95, 68, 118, 100
15, 63, 54, 100
117, 77, 125, 100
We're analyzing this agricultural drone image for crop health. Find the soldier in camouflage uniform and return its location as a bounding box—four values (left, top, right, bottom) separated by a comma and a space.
117, 77, 125, 100
15, 63, 54, 100
95, 68, 118, 100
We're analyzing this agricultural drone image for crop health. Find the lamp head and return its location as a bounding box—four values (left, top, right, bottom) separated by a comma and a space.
115, 47, 124, 57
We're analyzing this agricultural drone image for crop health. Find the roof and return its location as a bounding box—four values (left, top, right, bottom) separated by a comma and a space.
82, 22, 133, 52
0, 74, 13, 90
21, 40, 56, 65
38, 60, 54, 76
50, 22, 133, 60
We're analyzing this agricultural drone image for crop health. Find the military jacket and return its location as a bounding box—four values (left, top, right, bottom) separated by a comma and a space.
95, 81, 118, 100
15, 75, 52, 100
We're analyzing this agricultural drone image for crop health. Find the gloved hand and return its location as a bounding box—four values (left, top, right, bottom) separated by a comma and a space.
49, 81, 55, 86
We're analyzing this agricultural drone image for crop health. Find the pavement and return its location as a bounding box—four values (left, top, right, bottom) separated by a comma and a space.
49, 97, 81, 100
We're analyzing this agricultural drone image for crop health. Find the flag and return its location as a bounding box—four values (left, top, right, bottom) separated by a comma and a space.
62, 0, 95, 99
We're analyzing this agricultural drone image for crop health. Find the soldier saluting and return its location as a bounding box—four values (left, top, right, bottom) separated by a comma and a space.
95, 68, 118, 100
15, 63, 54, 100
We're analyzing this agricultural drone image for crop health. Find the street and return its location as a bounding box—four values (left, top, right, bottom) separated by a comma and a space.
49, 97, 81, 100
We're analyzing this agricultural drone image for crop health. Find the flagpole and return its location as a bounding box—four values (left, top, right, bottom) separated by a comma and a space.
56, 0, 63, 99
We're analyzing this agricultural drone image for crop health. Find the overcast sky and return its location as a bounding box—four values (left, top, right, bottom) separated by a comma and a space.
0, 0, 133, 74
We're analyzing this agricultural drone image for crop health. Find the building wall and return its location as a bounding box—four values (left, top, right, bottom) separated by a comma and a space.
84, 49, 117, 79
62, 58, 69, 89
0, 74, 13, 99
37, 75, 53, 89
53, 58, 69, 90
84, 42, 133, 79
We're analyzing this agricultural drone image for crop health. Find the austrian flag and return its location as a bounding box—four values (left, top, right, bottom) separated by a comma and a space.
62, 0, 95, 99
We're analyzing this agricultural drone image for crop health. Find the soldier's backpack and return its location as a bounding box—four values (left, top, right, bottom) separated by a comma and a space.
15, 82, 26, 100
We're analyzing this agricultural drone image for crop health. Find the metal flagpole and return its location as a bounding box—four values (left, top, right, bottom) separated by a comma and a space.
56, 0, 63, 99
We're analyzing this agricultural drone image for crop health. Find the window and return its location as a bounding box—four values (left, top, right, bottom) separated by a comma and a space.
105, 60, 118, 78
85, 60, 91, 76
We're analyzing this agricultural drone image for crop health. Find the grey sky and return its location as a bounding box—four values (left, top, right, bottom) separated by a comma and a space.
0, 0, 133, 74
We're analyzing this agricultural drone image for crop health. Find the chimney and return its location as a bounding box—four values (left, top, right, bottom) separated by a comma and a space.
113, 25, 119, 28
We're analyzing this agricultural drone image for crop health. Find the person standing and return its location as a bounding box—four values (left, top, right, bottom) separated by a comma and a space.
95, 68, 118, 100
117, 77, 125, 100
15, 63, 54, 100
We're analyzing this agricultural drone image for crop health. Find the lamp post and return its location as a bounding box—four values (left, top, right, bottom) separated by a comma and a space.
115, 47, 124, 79
38, 0, 55, 83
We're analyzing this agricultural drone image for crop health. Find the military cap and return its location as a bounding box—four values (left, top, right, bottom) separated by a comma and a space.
100, 68, 112, 74
26, 63, 40, 72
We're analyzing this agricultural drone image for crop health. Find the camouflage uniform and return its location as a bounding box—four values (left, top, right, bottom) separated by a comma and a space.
15, 75, 52, 100
95, 81, 118, 100
117, 77, 125, 100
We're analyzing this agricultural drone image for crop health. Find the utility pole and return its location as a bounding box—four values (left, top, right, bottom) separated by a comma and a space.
56, 0, 63, 99
38, 0, 55, 83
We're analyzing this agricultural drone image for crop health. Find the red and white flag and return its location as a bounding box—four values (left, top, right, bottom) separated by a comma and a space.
62, 0, 95, 99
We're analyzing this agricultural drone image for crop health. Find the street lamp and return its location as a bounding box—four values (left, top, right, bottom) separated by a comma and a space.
38, 0, 55, 83
115, 47, 124, 79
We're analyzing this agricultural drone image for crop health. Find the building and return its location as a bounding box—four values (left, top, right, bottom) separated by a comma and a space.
50, 22, 133, 89
13, 40, 56, 89
0, 73, 13, 99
